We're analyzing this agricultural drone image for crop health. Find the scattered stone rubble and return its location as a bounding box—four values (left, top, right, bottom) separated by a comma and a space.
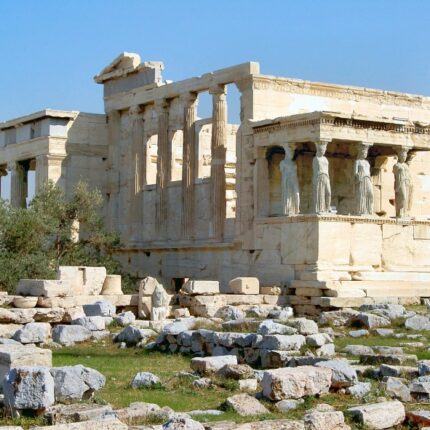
4, 272, 430, 429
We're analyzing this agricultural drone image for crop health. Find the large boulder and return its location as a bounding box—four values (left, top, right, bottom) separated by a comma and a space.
181, 280, 219, 296
351, 313, 390, 329
262, 366, 332, 401
72, 316, 106, 331
12, 322, 51, 344
224, 393, 268, 416
214, 306, 245, 321
216, 364, 254, 380
257, 320, 297, 336
316, 360, 358, 388
114, 326, 156, 346
50, 365, 106, 401
52, 325, 92, 346
289, 318, 318, 335
228, 277, 259, 295
83, 300, 115, 317
348, 400, 405, 429
191, 355, 237, 375
0, 344, 52, 387
304, 404, 348, 430
258, 334, 306, 351
3, 366, 55, 410
405, 315, 430, 331
131, 372, 161, 388
113, 311, 136, 327
162, 417, 205, 430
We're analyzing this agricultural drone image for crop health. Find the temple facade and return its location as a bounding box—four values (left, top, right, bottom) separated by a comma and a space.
2, 52, 430, 314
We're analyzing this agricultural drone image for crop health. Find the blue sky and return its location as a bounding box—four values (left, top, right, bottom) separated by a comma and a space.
1, 0, 429, 123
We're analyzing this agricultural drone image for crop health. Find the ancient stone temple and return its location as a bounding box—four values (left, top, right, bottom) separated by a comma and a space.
2, 52, 430, 314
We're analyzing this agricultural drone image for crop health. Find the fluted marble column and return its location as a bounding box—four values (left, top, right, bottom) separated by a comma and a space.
128, 105, 145, 242
180, 92, 198, 239
155, 99, 170, 238
209, 84, 227, 240
10, 161, 27, 208
106, 110, 121, 231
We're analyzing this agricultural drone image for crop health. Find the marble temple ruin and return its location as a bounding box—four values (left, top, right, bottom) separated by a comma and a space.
1, 52, 430, 315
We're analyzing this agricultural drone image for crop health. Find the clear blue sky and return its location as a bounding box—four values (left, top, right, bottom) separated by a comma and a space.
1, 0, 429, 123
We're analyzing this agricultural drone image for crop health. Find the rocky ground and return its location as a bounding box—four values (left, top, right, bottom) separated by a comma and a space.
3, 302, 430, 429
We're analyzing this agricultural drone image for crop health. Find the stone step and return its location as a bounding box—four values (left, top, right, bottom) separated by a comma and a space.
352, 271, 430, 282
311, 296, 420, 308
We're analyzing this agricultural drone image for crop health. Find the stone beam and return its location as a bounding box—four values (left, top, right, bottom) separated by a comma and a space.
104, 62, 260, 112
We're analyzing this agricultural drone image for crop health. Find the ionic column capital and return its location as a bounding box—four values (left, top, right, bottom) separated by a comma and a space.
179, 92, 198, 107
154, 98, 169, 112
209, 84, 227, 97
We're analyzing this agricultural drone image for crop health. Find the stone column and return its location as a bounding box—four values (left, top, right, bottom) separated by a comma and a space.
180, 92, 198, 239
155, 99, 170, 238
209, 84, 227, 240
10, 161, 27, 208
128, 105, 145, 242
106, 110, 121, 231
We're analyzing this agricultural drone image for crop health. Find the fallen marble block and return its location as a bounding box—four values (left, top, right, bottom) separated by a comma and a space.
16, 279, 72, 298
3, 366, 55, 411
262, 366, 332, 401
0, 344, 52, 387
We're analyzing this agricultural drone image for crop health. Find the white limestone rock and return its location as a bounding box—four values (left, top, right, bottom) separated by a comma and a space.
289, 318, 318, 335
162, 417, 205, 430
12, 322, 51, 344
405, 315, 430, 331
83, 300, 115, 317
257, 320, 297, 336
113, 311, 136, 326
214, 306, 245, 321
346, 382, 372, 398
224, 393, 269, 416
181, 280, 220, 296
351, 313, 390, 329
45, 403, 114, 425
348, 400, 405, 429
306, 333, 331, 347
228, 277, 259, 295
131, 372, 161, 388
316, 360, 358, 388
258, 334, 306, 351
30, 418, 127, 429
304, 404, 347, 430
16, 279, 72, 298
0, 323, 23, 339
191, 355, 237, 375
0, 344, 52, 386
268, 307, 294, 321
52, 325, 92, 346
114, 326, 156, 346
275, 399, 304, 412
3, 366, 55, 410
262, 366, 332, 401
72, 316, 106, 331
50, 365, 106, 401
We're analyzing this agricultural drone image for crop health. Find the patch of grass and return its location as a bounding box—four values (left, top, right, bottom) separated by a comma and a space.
53, 340, 240, 412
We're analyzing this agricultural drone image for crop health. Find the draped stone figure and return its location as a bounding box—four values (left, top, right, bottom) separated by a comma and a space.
312, 142, 331, 213
393, 147, 413, 218
354, 144, 373, 215
280, 145, 300, 215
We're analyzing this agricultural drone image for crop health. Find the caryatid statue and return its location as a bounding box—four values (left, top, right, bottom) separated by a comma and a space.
354, 143, 373, 215
393, 146, 413, 218
312, 141, 331, 213
280, 144, 300, 216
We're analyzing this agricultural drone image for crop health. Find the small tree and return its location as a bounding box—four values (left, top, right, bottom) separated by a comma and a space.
0, 181, 127, 294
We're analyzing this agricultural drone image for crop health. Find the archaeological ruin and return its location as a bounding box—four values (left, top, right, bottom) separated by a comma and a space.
1, 52, 430, 316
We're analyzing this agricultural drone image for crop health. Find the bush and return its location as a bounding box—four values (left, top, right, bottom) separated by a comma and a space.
0, 181, 135, 294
